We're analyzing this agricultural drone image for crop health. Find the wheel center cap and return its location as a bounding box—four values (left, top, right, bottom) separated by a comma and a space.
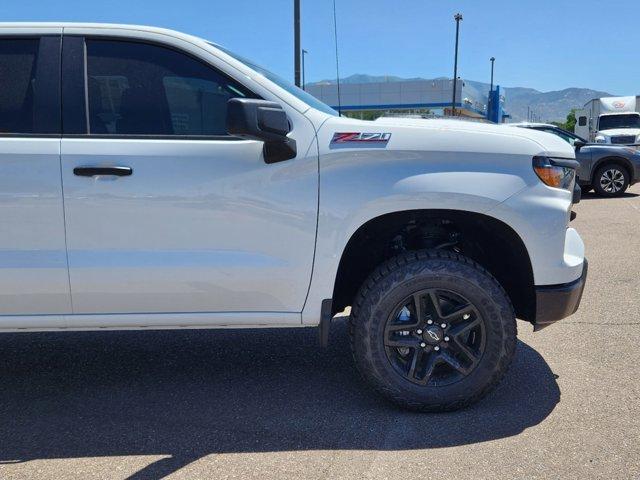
423, 326, 443, 345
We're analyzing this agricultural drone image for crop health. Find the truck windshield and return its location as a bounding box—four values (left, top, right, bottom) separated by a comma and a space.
599, 114, 640, 131
210, 43, 339, 117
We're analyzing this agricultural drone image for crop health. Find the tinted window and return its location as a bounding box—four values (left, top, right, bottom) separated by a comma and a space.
213, 43, 339, 117
86, 40, 255, 136
0, 39, 39, 134
578, 116, 587, 127
598, 114, 640, 131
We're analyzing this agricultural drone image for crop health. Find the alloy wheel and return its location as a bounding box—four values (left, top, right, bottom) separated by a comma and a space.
384, 289, 486, 386
600, 168, 626, 193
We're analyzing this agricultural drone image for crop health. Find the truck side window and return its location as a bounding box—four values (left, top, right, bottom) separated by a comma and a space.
85, 39, 255, 136
0, 39, 39, 134
578, 116, 587, 127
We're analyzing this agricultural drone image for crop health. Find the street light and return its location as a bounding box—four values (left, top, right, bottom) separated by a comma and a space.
451, 13, 463, 116
302, 49, 308, 90
487, 56, 495, 121
489, 57, 495, 93
294, 0, 301, 87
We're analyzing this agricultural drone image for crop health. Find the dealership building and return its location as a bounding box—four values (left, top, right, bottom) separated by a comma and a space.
306, 78, 507, 123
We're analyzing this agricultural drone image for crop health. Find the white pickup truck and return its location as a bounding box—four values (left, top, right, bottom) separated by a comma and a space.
0, 23, 587, 411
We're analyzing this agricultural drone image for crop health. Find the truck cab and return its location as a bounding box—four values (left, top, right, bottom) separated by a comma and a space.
594, 112, 640, 144
576, 96, 640, 145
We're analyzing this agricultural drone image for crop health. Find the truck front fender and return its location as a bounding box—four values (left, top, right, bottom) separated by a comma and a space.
301, 150, 533, 325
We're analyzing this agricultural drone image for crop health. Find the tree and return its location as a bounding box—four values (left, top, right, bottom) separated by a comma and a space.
549, 110, 577, 132
564, 110, 577, 133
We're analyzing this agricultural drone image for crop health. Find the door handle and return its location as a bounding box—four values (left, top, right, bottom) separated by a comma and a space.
73, 166, 133, 177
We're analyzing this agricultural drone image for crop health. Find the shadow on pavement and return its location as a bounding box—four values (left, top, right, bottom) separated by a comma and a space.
580, 190, 639, 200
0, 319, 560, 479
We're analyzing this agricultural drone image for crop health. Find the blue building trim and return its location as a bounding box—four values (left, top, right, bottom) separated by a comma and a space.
487, 86, 507, 123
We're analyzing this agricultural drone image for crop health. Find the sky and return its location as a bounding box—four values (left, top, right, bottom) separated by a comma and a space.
1, 0, 638, 94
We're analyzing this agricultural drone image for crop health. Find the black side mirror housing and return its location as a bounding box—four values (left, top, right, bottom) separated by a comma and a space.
574, 139, 586, 150
226, 98, 297, 163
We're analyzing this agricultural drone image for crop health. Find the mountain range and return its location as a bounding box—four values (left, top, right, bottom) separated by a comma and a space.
308, 75, 613, 122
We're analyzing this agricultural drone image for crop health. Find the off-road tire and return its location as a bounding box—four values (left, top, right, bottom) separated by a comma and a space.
350, 250, 517, 412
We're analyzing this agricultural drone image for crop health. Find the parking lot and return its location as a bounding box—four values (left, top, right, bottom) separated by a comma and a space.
0, 185, 638, 480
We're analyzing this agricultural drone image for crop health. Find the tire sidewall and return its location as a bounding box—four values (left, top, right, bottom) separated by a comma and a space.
353, 254, 515, 409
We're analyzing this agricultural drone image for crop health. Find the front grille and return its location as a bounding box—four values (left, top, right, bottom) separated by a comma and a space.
611, 135, 636, 144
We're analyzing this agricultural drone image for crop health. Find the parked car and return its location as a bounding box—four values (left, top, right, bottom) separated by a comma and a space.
0, 23, 587, 411
513, 123, 640, 196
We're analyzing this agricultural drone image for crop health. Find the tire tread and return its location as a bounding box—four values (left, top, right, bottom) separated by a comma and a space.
349, 249, 517, 412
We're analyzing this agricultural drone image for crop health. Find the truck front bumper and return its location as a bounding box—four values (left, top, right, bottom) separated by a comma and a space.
533, 259, 588, 331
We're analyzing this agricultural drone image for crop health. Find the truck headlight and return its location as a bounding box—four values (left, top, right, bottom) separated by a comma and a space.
595, 135, 606, 143
532, 156, 576, 190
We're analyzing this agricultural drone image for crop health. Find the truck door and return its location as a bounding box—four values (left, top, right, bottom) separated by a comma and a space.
59, 35, 318, 327
575, 109, 589, 140
0, 32, 71, 324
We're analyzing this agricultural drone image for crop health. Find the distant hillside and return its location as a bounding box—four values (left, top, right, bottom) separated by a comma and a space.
309, 74, 613, 122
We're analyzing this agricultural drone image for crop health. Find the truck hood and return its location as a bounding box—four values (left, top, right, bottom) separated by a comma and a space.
598, 128, 640, 137
369, 117, 575, 158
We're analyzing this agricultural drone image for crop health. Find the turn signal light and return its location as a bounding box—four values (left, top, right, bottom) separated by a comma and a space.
532, 156, 575, 190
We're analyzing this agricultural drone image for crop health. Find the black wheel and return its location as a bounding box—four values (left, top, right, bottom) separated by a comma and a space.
350, 250, 516, 412
593, 164, 629, 197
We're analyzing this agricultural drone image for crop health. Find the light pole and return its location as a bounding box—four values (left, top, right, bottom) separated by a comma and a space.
489, 57, 495, 93
302, 49, 308, 90
451, 13, 463, 116
487, 56, 495, 120
294, 0, 301, 87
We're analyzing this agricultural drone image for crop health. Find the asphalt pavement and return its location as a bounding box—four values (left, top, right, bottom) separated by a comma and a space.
0, 185, 639, 480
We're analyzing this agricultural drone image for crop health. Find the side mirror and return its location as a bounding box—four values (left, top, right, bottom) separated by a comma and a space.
573, 139, 586, 150
226, 98, 297, 163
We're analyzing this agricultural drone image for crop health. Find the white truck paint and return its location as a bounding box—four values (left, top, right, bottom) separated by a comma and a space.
575, 96, 640, 144
0, 23, 589, 411
0, 23, 585, 332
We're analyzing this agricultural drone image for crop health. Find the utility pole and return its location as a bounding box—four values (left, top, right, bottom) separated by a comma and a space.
302, 49, 308, 90
294, 0, 301, 87
451, 13, 463, 116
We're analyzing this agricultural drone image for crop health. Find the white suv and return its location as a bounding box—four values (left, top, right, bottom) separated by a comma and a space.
0, 23, 587, 411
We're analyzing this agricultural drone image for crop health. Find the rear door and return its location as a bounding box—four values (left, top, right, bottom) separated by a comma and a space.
0, 32, 70, 323
59, 35, 318, 327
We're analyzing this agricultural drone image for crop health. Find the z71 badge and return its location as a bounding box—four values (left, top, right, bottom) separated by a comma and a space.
331, 132, 392, 144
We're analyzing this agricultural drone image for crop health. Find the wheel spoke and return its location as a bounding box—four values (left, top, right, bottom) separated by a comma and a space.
439, 349, 471, 375
413, 293, 424, 324
387, 322, 419, 332
448, 336, 481, 365
427, 291, 444, 320
448, 316, 481, 337
407, 348, 421, 380
418, 351, 439, 384
441, 304, 475, 322
385, 335, 421, 348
